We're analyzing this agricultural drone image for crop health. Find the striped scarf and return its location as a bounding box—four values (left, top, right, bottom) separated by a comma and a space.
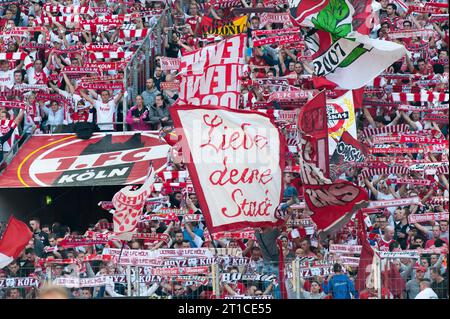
119, 29, 149, 38
89, 51, 134, 61
391, 91, 449, 103
362, 124, 410, 138
359, 166, 410, 179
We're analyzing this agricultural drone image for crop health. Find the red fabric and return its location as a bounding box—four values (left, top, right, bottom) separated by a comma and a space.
382, 260, 406, 297
277, 238, 288, 299
312, 76, 337, 90
425, 237, 448, 249
355, 210, 374, 292
298, 91, 330, 177
359, 287, 392, 299
0, 216, 33, 259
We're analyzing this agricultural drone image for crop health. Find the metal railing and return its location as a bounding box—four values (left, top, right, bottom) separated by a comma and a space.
122, 6, 172, 131
2, 254, 449, 299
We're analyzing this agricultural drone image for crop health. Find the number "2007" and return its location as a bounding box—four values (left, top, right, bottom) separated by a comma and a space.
313, 42, 347, 76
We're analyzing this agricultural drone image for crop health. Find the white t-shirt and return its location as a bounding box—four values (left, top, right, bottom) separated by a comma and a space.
376, 191, 396, 216
415, 288, 438, 299
94, 99, 116, 131
0, 70, 15, 89
26, 67, 50, 85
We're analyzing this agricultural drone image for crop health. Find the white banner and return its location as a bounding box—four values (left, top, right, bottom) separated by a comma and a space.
106, 248, 215, 265
368, 197, 421, 208
378, 251, 420, 259
329, 244, 362, 254
170, 106, 284, 233
112, 168, 156, 241
53, 276, 112, 288
408, 212, 449, 224
177, 34, 246, 109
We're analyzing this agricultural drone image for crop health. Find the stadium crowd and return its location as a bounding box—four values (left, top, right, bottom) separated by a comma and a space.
0, 0, 449, 299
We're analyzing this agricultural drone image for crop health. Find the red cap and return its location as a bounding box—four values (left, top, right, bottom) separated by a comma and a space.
415, 265, 427, 272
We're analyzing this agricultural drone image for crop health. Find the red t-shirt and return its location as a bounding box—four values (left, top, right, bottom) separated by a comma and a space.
377, 238, 395, 251
359, 288, 393, 299
425, 237, 448, 249
71, 111, 89, 123
220, 282, 246, 298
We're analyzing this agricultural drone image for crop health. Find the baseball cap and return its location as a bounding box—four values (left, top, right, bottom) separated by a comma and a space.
415, 265, 426, 272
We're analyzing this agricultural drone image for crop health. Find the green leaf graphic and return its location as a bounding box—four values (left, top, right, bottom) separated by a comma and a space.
311, 0, 352, 41
339, 45, 366, 68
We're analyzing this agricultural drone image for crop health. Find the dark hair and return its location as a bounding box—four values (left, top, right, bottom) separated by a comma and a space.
434, 238, 445, 247
389, 241, 400, 252
430, 267, 441, 275
433, 64, 444, 75
29, 217, 40, 223
420, 278, 431, 285
387, 3, 397, 11
333, 263, 342, 273
25, 248, 35, 255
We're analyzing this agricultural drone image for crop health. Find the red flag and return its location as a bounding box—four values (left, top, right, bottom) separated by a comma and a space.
355, 210, 374, 292
298, 90, 329, 177
298, 135, 369, 234
0, 216, 33, 268
382, 260, 406, 298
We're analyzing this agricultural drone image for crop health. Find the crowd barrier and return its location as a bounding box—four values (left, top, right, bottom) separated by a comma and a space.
1, 247, 447, 299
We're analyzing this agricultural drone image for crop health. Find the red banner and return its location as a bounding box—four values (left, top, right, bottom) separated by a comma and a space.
298, 91, 330, 177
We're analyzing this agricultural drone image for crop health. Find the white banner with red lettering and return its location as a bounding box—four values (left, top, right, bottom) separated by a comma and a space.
329, 244, 362, 254
112, 168, 155, 241
177, 34, 246, 109
408, 212, 449, 224
169, 105, 284, 233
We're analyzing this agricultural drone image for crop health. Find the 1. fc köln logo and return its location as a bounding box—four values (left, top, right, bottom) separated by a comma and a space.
0, 132, 170, 188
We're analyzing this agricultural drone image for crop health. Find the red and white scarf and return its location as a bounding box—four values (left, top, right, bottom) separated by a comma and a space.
253, 34, 302, 47
408, 212, 449, 224
407, 5, 446, 14
0, 52, 27, 61
360, 166, 409, 179
391, 92, 449, 103
387, 178, 434, 186
119, 29, 149, 38
388, 29, 435, 39
156, 170, 188, 181
252, 27, 300, 37
259, 12, 291, 26
368, 197, 421, 208
362, 124, 410, 138
0, 100, 26, 109
89, 51, 134, 60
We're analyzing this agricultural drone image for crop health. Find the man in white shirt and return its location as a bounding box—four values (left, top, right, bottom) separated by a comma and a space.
26, 58, 51, 85
415, 279, 438, 299
80, 89, 123, 131
0, 59, 23, 90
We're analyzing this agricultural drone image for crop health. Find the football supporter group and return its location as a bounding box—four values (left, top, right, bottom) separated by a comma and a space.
0, 0, 448, 300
